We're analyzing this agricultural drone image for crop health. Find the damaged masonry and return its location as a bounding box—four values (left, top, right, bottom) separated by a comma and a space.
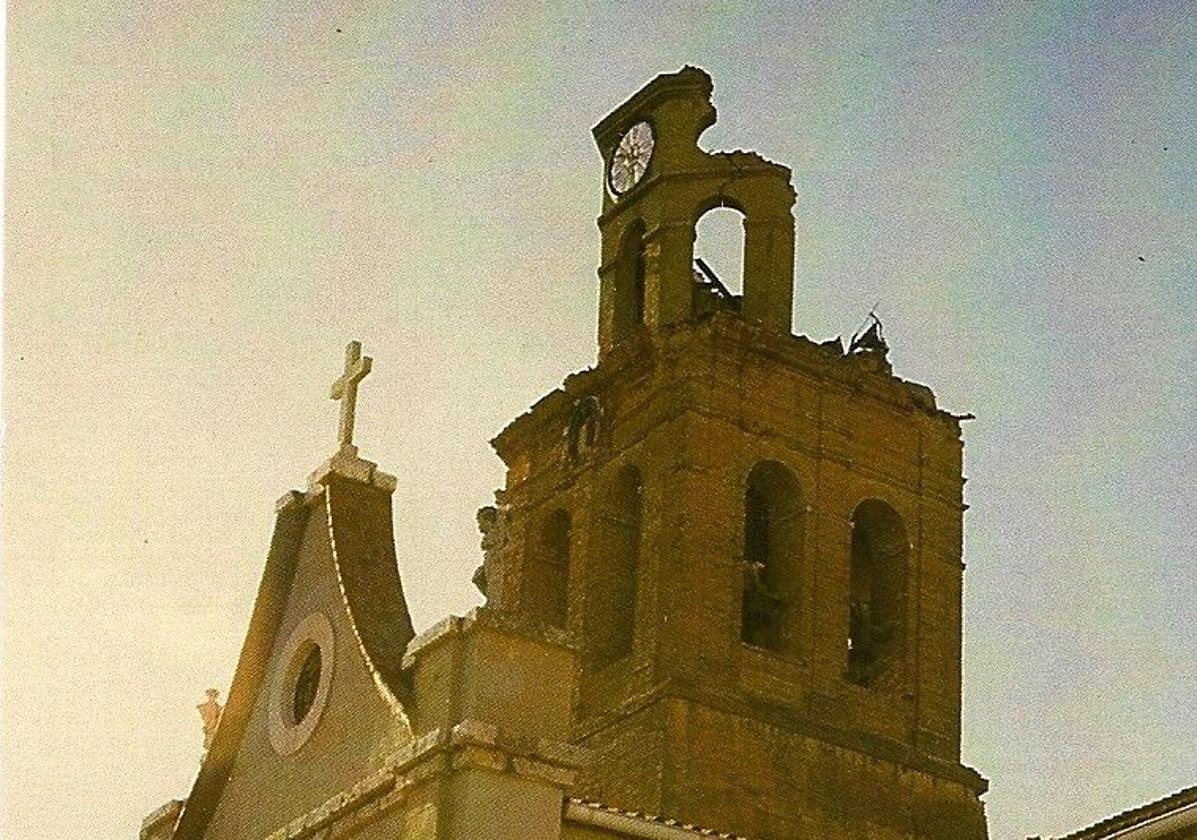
147, 67, 988, 840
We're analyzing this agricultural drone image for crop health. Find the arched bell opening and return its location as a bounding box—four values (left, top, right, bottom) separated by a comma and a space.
740, 460, 803, 656
611, 220, 648, 343
846, 500, 909, 687
692, 204, 745, 318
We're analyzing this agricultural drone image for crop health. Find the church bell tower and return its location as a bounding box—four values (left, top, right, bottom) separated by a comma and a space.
477, 67, 989, 840
592, 67, 796, 350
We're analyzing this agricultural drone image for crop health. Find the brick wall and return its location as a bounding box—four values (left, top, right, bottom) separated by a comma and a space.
488, 313, 986, 839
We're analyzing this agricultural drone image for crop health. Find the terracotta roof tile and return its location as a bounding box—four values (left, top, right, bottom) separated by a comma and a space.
567, 798, 752, 839
1056, 784, 1197, 839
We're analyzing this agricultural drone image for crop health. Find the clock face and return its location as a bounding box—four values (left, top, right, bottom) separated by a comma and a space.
608, 121, 654, 197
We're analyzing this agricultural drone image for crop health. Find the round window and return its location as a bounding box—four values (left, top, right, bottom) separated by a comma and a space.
268, 612, 334, 756
291, 644, 322, 725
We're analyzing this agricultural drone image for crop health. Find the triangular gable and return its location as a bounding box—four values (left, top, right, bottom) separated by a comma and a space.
172, 457, 415, 840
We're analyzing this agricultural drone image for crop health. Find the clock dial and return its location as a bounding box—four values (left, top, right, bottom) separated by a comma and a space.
608, 121, 655, 196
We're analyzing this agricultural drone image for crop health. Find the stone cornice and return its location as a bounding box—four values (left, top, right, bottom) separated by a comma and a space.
260, 721, 590, 840
491, 311, 964, 470
591, 66, 712, 151
400, 606, 580, 672
575, 678, 987, 795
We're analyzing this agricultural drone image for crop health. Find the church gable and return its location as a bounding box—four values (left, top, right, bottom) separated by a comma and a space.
170, 437, 417, 838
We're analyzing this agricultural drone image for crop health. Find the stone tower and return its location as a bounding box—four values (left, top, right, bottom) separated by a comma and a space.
477, 67, 989, 839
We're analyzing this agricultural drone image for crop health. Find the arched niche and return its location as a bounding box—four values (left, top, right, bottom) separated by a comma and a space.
586, 464, 642, 667
524, 508, 571, 629
847, 499, 909, 686
741, 460, 803, 656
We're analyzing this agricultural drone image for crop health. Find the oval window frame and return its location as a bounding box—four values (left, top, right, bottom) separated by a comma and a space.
267, 612, 335, 756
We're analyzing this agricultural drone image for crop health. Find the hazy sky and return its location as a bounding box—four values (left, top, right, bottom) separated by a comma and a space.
4, 2, 1194, 838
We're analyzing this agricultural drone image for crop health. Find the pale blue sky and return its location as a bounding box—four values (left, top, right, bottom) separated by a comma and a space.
4, 3, 1194, 838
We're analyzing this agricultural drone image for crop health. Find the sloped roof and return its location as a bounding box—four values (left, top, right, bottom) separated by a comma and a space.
1057, 785, 1197, 839
565, 799, 752, 839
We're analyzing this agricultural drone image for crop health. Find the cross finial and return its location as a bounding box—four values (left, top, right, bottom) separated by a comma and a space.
330, 340, 372, 452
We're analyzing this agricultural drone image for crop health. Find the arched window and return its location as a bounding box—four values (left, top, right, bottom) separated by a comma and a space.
586, 465, 642, 666
693, 205, 745, 316
847, 500, 909, 686
741, 461, 803, 655
525, 509, 570, 629
612, 221, 647, 342
566, 396, 602, 463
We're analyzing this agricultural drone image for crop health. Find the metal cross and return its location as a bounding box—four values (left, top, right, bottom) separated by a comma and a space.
329, 340, 372, 450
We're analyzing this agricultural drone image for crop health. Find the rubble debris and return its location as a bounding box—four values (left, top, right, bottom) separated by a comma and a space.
848, 312, 889, 357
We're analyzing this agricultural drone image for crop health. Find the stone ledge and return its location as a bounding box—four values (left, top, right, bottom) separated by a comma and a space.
531, 737, 591, 769
264, 765, 393, 840
459, 605, 581, 650
400, 615, 464, 669
496, 310, 964, 462
255, 721, 589, 840
447, 720, 590, 773
389, 721, 588, 779
451, 744, 508, 773
401, 606, 580, 670
388, 727, 451, 771
575, 678, 987, 794
511, 756, 577, 787
450, 718, 500, 747
306, 446, 397, 494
